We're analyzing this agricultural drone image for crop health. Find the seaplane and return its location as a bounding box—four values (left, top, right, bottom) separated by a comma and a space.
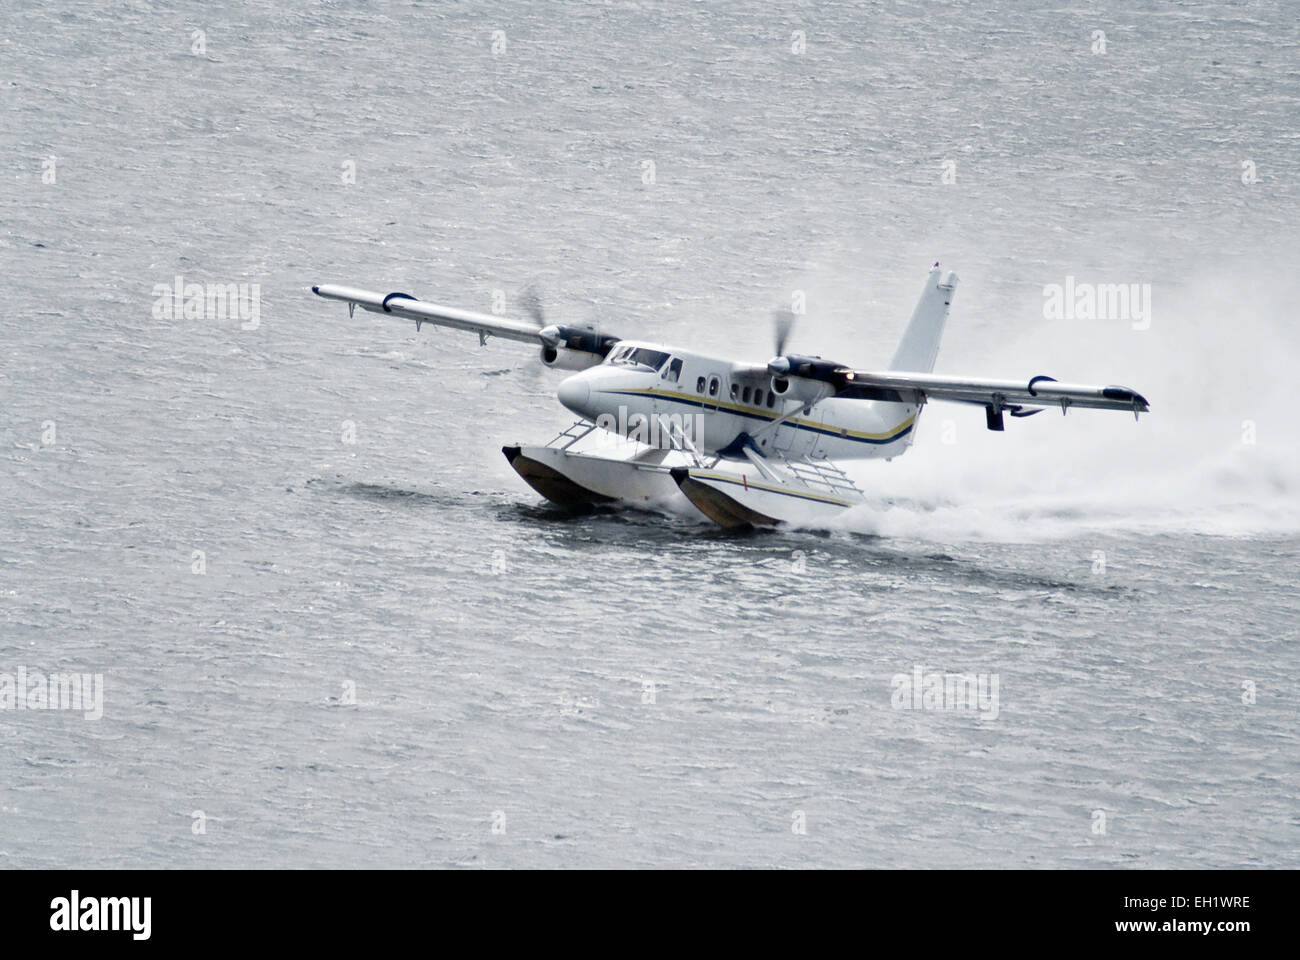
311, 264, 1149, 528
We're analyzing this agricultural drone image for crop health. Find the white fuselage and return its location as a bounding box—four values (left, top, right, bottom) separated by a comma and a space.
555, 340, 920, 462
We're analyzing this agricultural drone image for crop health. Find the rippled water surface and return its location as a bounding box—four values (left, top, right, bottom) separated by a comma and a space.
2, 0, 1298, 867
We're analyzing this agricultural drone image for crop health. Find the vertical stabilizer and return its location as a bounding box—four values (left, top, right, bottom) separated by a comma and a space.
888, 263, 958, 373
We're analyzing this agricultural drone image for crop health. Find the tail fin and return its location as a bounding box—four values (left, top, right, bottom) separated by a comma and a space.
888, 263, 958, 373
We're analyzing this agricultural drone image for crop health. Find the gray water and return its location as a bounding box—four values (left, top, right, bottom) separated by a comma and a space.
2, 0, 1298, 868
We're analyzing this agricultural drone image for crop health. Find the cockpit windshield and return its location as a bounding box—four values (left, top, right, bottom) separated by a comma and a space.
610, 346, 670, 371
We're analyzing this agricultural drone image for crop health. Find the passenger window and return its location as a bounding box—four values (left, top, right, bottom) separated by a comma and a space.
766, 390, 775, 408
708, 377, 719, 397
754, 388, 763, 406
742, 386, 752, 404
730, 383, 738, 401
696, 376, 706, 393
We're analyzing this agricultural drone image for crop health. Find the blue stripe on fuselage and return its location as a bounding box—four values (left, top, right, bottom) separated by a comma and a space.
601, 388, 913, 445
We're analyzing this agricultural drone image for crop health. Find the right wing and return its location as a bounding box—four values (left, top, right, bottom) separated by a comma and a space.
838, 369, 1150, 414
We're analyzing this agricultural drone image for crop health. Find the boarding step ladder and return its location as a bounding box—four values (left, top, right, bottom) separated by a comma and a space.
545, 420, 597, 450
544, 418, 715, 469
775, 453, 864, 500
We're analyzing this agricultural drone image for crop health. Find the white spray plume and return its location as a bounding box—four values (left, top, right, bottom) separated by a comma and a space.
831, 254, 1300, 543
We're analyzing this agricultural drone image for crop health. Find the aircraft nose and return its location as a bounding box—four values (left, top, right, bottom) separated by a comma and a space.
557, 375, 591, 415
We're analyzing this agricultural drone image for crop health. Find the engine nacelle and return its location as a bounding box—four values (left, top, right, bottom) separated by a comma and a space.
539, 324, 619, 371
769, 375, 834, 407
540, 343, 604, 371
767, 355, 847, 407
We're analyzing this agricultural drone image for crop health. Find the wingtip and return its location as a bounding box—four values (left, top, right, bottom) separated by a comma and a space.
1102, 385, 1150, 413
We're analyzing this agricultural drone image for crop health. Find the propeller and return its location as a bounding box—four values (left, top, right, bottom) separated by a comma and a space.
765, 303, 851, 389
524, 285, 617, 355
773, 307, 796, 357
518, 284, 546, 326
521, 284, 567, 347
767, 307, 799, 376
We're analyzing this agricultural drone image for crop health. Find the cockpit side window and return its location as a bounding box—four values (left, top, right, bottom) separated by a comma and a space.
663, 357, 683, 382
